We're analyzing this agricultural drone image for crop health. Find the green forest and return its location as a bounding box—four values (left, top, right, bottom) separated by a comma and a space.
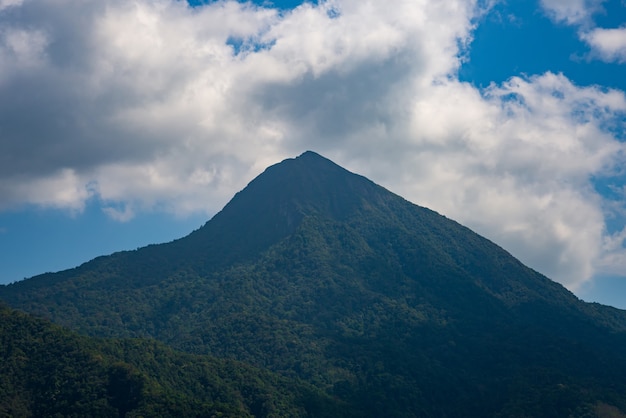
0, 303, 349, 417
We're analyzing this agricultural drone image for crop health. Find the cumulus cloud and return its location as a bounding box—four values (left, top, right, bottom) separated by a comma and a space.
371, 73, 626, 289
0, 0, 625, 290
581, 26, 626, 63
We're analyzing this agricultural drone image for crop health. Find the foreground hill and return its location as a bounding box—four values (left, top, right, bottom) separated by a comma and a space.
3, 151, 626, 416
0, 302, 345, 417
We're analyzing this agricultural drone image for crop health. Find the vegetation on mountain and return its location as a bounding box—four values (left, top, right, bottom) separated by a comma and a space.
2, 151, 626, 416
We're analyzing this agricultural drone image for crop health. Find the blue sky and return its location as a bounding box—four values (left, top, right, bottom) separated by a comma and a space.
0, 0, 625, 308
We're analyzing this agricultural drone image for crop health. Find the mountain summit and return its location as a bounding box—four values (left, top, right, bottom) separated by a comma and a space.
182, 150, 385, 267
2, 152, 626, 416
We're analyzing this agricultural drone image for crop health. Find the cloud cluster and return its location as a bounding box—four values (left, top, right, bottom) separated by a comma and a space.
1, 0, 625, 290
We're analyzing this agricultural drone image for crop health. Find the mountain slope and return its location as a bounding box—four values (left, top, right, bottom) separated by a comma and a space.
2, 151, 626, 416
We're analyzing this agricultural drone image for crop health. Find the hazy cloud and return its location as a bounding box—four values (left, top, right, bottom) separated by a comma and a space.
0, 0, 22, 11
1, 0, 625, 290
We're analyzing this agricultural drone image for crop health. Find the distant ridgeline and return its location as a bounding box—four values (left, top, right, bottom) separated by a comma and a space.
2, 151, 626, 417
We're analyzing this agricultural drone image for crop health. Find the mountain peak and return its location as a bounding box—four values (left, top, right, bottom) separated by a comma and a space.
185, 151, 382, 266
235, 150, 381, 219
297, 149, 324, 159
266, 150, 348, 178
292, 150, 335, 165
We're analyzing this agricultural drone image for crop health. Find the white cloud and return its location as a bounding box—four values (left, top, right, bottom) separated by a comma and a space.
341, 72, 626, 289
539, 0, 626, 65
0, 168, 92, 212
539, 0, 604, 25
102, 204, 135, 222
0, 0, 625, 290
581, 26, 626, 63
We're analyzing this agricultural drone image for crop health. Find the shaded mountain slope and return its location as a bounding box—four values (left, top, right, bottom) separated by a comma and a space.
2, 151, 626, 416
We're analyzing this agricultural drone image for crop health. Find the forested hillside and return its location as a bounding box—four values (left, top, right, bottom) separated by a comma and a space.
0, 303, 346, 417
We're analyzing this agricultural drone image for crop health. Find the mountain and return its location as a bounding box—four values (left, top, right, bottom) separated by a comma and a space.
3, 151, 626, 417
